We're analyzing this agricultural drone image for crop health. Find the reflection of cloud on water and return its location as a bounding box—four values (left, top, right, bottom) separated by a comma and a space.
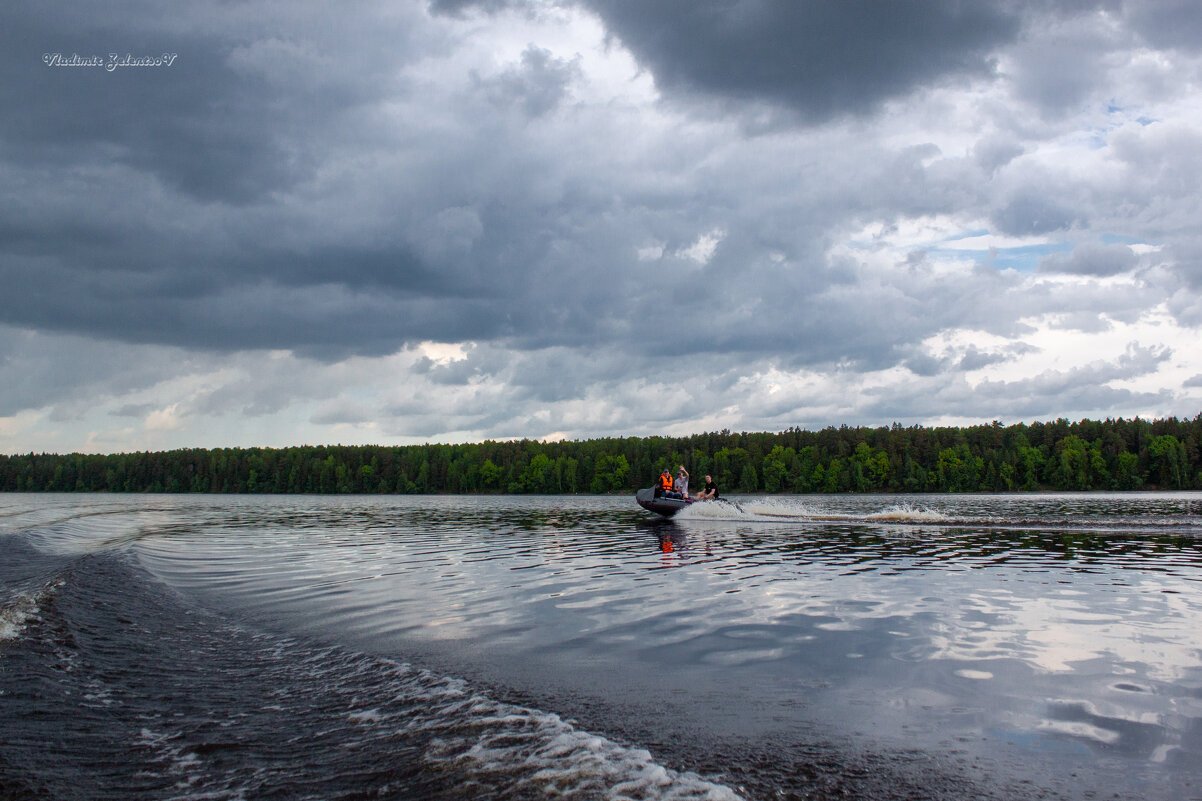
671, 500, 1202, 694
954, 669, 994, 680
105, 493, 1202, 700
920, 584, 1202, 683
29, 491, 1201, 776
1038, 699, 1175, 759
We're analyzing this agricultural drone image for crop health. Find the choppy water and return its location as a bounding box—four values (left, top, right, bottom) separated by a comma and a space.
2, 492, 1201, 800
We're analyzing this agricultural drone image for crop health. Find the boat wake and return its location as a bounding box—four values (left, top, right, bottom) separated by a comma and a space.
671, 496, 1202, 536
676, 498, 951, 526
0, 535, 745, 801
0, 578, 62, 644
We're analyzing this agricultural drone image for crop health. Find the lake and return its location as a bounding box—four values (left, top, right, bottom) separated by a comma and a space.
2, 492, 1201, 800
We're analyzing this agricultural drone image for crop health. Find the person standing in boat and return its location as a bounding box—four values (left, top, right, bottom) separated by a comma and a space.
694, 474, 719, 500
674, 465, 689, 498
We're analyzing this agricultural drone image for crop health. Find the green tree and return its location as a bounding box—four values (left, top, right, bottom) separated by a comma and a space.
1016, 445, 1045, 491
936, 444, 984, 492
479, 458, 503, 491
590, 453, 630, 493
514, 453, 557, 493
761, 445, 791, 492
1050, 435, 1090, 490
557, 456, 579, 493
712, 447, 748, 491
1148, 434, 1188, 489
850, 442, 889, 491
1115, 451, 1143, 490
738, 462, 758, 492
823, 458, 847, 492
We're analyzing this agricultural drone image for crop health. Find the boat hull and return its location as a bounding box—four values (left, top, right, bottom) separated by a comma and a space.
635, 487, 692, 517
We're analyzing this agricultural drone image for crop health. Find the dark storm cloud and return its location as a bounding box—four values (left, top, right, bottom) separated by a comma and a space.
429, 0, 523, 17
438, 1, 1097, 122
3, 0, 1200, 446
0, 326, 205, 417
0, 1, 524, 355
577, 0, 1024, 121
0, 0, 1133, 369
0, 243, 510, 359
4, 11, 300, 203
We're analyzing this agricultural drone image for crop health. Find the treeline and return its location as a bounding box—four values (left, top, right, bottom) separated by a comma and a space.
2, 416, 1200, 495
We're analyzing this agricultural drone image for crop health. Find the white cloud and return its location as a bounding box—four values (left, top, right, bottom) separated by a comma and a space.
144, 404, 185, 432
676, 228, 725, 264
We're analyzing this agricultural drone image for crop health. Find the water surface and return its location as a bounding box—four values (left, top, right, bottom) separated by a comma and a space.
2, 492, 1201, 800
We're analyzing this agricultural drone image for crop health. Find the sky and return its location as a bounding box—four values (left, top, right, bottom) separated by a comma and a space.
3, 0, 1202, 454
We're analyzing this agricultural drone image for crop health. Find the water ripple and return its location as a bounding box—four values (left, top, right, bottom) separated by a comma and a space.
4, 492, 1202, 800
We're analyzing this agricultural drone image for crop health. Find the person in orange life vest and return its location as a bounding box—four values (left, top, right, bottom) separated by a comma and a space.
657, 468, 676, 498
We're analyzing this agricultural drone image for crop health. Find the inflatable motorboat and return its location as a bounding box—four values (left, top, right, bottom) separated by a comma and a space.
635, 486, 693, 517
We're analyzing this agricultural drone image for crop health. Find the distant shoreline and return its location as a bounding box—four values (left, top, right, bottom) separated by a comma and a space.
4, 415, 1199, 494
2, 485, 1199, 494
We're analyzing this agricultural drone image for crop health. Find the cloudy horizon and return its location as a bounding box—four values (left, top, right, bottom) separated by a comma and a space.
3, 0, 1202, 454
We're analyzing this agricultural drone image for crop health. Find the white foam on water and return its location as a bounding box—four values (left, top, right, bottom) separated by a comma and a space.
677, 497, 950, 528
864, 504, 951, 524
347, 708, 385, 723
0, 579, 62, 644
731, 497, 822, 519
677, 497, 820, 522
674, 501, 746, 521
427, 704, 745, 800
341, 662, 747, 800
136, 726, 208, 792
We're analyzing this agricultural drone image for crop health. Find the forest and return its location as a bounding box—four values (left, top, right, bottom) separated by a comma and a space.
2, 415, 1200, 495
